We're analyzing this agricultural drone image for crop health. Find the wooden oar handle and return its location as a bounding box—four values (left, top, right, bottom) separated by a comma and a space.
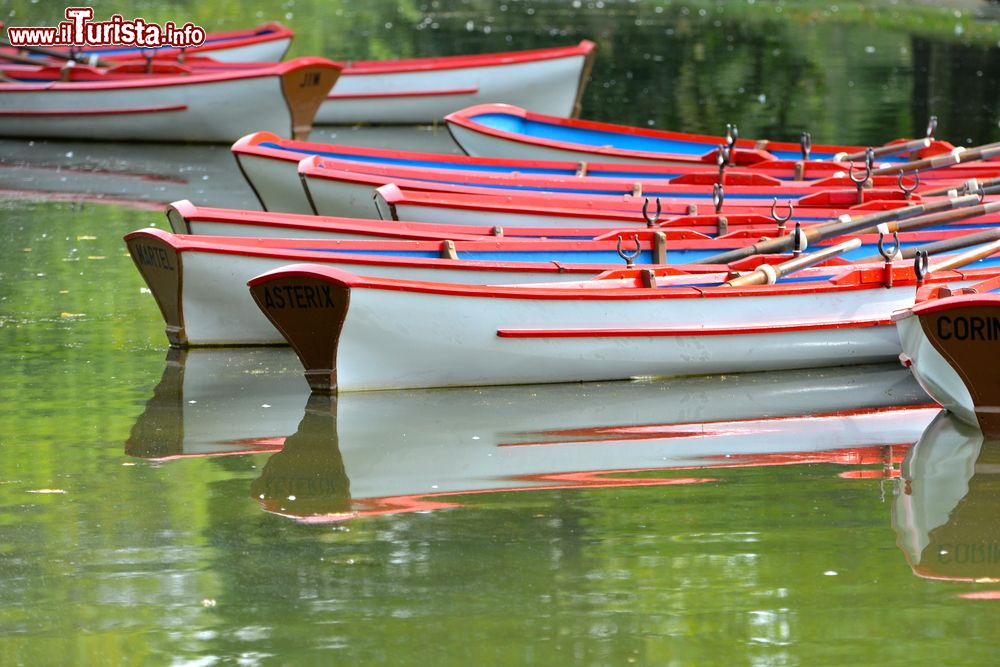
723, 238, 862, 287
927, 238, 1000, 274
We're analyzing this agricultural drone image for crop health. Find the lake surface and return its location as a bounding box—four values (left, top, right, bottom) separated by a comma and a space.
3, 1, 1000, 664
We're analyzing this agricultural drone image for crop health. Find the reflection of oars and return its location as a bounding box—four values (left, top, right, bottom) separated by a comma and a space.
872, 142, 1000, 176
699, 192, 984, 265
723, 238, 862, 287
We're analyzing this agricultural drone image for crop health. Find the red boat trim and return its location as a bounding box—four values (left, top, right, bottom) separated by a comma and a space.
0, 104, 187, 116
496, 317, 892, 338
86, 22, 294, 59
327, 86, 478, 101
0, 56, 339, 92
251, 262, 1000, 303
337, 40, 596, 76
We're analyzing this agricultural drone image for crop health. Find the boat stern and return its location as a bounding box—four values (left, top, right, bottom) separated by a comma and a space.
277, 58, 342, 140
248, 264, 353, 394
125, 228, 187, 347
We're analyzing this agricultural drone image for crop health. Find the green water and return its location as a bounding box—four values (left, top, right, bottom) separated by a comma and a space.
3, 1, 1000, 665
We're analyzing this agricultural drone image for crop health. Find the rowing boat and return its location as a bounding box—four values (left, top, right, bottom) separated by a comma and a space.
296, 154, 928, 219
0, 57, 339, 142
132, 215, 1000, 347
248, 256, 1000, 392
3, 22, 294, 63
445, 103, 959, 164
316, 41, 597, 124
234, 130, 987, 214
895, 271, 1000, 436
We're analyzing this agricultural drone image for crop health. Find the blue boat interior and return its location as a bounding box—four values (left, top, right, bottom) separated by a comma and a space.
469, 112, 846, 161
260, 142, 687, 180
286, 240, 1000, 269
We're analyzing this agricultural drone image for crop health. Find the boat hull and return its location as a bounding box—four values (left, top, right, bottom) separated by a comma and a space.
896, 292, 1000, 434
246, 264, 992, 392
0, 58, 339, 143
316, 41, 596, 124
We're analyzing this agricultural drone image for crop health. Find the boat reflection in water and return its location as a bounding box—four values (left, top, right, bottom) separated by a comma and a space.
125, 348, 308, 460
127, 350, 940, 520
893, 412, 1000, 586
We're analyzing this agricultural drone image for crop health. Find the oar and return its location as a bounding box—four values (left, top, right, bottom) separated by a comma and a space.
0, 39, 112, 67
723, 238, 863, 287
900, 229, 1000, 261
923, 238, 1000, 274
837, 138, 931, 162
871, 142, 1000, 176
853, 200, 1000, 262
698, 192, 984, 266
0, 50, 48, 66
921, 176, 1000, 197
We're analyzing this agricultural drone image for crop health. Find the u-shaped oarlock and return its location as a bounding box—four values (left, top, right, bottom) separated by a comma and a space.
717, 144, 730, 175
926, 115, 938, 140
878, 231, 901, 262
641, 197, 662, 228
914, 250, 930, 285
725, 123, 739, 149
770, 197, 794, 234
792, 222, 805, 257
800, 131, 812, 160
898, 171, 920, 199
713, 183, 725, 214
878, 231, 901, 288
617, 233, 642, 267
848, 159, 872, 204
725, 124, 738, 165
974, 187, 986, 205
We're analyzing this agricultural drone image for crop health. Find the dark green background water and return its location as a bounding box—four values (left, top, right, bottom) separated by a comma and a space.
2, 1, 1000, 665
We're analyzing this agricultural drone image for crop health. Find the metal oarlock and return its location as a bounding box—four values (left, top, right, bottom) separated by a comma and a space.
800, 131, 812, 160
878, 231, 901, 289
898, 171, 919, 200
849, 159, 872, 204
725, 124, 738, 165
713, 183, 724, 214
770, 198, 794, 235
792, 222, 805, 257
616, 234, 641, 267
641, 197, 662, 228
717, 145, 730, 182
914, 250, 929, 285
926, 115, 938, 140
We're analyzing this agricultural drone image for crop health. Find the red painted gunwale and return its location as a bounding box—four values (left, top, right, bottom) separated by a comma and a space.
169, 201, 998, 248
234, 130, 997, 185
248, 262, 1000, 304
298, 154, 929, 205
64, 22, 294, 59
326, 86, 478, 100
232, 130, 796, 182
444, 103, 956, 163
0, 104, 186, 116
336, 41, 596, 76
0, 56, 339, 92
